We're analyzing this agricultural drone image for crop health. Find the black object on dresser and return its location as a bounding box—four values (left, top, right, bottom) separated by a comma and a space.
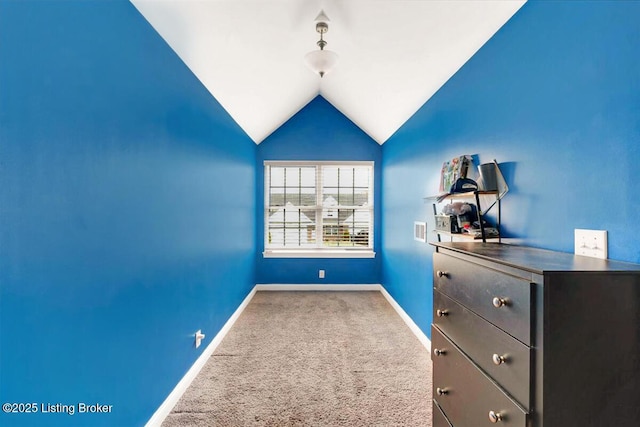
431, 242, 640, 427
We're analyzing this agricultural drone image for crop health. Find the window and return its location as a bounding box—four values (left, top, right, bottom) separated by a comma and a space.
264, 161, 374, 258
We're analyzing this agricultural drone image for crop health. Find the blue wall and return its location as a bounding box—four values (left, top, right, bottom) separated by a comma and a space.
0, 1, 255, 426
255, 96, 382, 285
382, 0, 640, 338
3, 0, 639, 424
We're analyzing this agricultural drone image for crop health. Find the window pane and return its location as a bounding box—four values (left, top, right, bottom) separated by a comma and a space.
338, 187, 354, 206
300, 167, 315, 187
354, 168, 370, 187
353, 188, 369, 206
338, 167, 354, 187
266, 207, 316, 247
269, 187, 285, 206
321, 208, 371, 247
322, 165, 371, 206
284, 167, 300, 187
268, 166, 316, 208
281, 166, 316, 188
285, 187, 301, 206
323, 167, 339, 187
270, 167, 285, 187
299, 187, 316, 206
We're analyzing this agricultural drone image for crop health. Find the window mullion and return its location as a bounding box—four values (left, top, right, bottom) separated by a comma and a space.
265, 165, 270, 247
316, 165, 323, 249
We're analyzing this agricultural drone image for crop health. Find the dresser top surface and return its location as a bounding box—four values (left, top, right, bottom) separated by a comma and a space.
432, 242, 640, 274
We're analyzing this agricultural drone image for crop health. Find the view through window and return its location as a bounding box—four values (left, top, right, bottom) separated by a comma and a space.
264, 162, 373, 255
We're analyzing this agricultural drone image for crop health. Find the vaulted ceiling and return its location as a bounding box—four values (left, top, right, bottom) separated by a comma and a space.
131, 0, 526, 144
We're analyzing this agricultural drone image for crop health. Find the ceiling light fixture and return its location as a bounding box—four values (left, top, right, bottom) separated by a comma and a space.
304, 10, 338, 78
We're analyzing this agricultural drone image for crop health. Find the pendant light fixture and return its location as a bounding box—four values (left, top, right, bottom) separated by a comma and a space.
304, 10, 338, 78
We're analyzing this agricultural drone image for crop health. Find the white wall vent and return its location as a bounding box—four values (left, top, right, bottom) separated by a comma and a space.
414, 221, 427, 242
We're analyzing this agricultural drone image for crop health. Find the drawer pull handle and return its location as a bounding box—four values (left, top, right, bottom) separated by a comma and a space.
437, 270, 448, 278
488, 410, 503, 423
436, 387, 448, 396
436, 309, 449, 317
492, 353, 507, 365
433, 348, 446, 357
492, 297, 508, 308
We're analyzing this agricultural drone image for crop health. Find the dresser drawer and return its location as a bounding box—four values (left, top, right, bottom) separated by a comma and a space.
433, 252, 533, 345
433, 400, 453, 427
433, 290, 531, 409
432, 325, 528, 427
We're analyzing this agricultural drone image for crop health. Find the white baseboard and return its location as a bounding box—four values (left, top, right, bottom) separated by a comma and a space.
379, 287, 431, 352
147, 283, 430, 426
255, 284, 381, 291
145, 287, 257, 427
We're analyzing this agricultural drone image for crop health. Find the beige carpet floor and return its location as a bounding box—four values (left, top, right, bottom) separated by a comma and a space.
162, 291, 432, 426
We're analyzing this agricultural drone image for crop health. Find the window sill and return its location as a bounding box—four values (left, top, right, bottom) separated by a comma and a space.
263, 249, 376, 259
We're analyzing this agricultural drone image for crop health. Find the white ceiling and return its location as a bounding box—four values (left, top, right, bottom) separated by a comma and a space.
131, 0, 526, 144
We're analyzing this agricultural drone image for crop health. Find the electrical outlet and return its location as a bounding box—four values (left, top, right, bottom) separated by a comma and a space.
574, 229, 607, 259
319, 270, 325, 279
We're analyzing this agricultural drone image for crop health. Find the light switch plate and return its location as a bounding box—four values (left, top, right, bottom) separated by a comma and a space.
574, 229, 608, 259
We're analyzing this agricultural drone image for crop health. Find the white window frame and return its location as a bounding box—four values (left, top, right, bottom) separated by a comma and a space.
263, 161, 375, 258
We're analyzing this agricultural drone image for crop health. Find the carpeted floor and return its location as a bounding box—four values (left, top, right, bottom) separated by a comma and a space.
161, 291, 432, 426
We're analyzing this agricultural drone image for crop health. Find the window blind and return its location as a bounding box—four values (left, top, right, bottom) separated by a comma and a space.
264, 162, 373, 251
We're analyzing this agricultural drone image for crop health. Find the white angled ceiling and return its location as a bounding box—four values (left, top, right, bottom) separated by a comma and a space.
131, 0, 526, 144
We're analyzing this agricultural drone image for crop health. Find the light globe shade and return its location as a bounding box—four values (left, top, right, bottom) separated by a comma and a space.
304, 49, 338, 77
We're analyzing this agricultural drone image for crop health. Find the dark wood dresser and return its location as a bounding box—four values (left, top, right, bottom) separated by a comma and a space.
431, 242, 640, 427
